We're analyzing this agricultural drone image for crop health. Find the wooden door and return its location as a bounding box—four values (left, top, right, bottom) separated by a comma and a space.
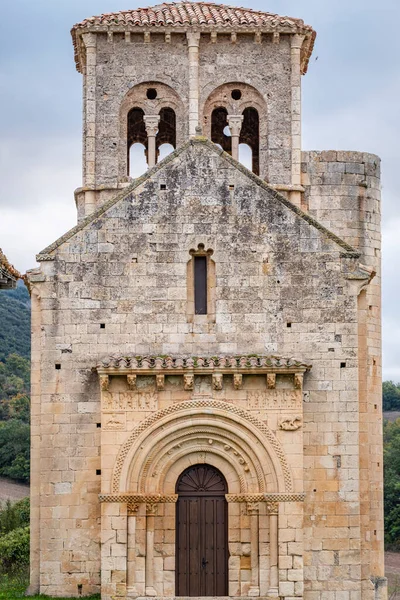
176, 464, 228, 596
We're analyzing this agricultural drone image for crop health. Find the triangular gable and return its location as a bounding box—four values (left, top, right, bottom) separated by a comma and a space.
37, 138, 359, 261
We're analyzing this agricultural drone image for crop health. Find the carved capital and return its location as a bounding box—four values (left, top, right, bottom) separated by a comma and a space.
184, 374, 194, 391
127, 374, 136, 390
266, 502, 279, 515
99, 375, 109, 391
227, 115, 244, 138
233, 373, 243, 390
127, 502, 139, 515
212, 373, 223, 391
144, 115, 160, 137
246, 502, 259, 515
266, 373, 276, 389
146, 503, 158, 516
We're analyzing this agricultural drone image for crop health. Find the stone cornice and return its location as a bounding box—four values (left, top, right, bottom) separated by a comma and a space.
96, 355, 312, 376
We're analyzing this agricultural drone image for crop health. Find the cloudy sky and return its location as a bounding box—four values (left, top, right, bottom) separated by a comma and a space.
0, 0, 398, 378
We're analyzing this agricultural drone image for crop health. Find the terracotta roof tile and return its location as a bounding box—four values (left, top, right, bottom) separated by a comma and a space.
71, 2, 315, 73
0, 248, 21, 288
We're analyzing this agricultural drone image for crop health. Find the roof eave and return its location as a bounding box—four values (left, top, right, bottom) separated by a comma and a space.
72, 24, 315, 74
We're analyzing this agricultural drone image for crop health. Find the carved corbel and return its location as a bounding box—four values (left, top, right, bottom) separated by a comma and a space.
233, 374, 243, 390
231, 31, 237, 43
213, 374, 223, 391
125, 32, 131, 43
184, 374, 194, 391
99, 375, 109, 391
254, 32, 262, 44
294, 373, 303, 389
156, 374, 165, 391
127, 374, 136, 390
211, 31, 217, 43
165, 32, 171, 43
144, 31, 151, 43
266, 373, 276, 389
273, 32, 280, 44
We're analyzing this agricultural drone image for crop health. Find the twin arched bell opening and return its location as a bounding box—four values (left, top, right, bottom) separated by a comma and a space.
125, 82, 262, 178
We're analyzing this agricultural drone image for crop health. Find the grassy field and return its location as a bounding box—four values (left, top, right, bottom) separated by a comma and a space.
0, 572, 100, 600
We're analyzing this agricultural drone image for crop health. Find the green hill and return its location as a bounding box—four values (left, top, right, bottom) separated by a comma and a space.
0, 284, 30, 362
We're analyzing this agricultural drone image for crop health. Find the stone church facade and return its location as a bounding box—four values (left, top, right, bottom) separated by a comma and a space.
26, 4, 386, 600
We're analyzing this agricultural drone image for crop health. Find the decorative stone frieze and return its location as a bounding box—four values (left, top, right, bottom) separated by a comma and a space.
99, 494, 178, 503
225, 493, 305, 503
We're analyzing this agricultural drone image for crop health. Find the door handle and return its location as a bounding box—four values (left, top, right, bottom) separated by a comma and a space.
201, 557, 208, 569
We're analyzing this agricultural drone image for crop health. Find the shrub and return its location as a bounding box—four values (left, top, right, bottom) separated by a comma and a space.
0, 498, 29, 535
0, 526, 30, 570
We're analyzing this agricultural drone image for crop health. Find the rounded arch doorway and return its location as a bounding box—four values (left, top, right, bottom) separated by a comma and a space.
176, 464, 229, 597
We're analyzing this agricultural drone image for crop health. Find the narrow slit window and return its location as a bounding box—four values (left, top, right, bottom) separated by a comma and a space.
194, 256, 207, 315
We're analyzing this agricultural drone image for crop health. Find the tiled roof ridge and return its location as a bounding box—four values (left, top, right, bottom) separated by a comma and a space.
71, 2, 316, 73
72, 2, 312, 31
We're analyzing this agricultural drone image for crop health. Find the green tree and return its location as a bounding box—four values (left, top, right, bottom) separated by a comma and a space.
383, 381, 400, 411
383, 418, 400, 548
0, 420, 30, 483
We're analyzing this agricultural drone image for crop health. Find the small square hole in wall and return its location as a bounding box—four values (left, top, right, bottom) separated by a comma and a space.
328, 348, 335, 352
334, 334, 342, 342
100, 323, 105, 329
55, 364, 61, 370
229, 184, 235, 191
96, 469, 101, 476
340, 362, 346, 369
96, 423, 101, 428
160, 183, 167, 190
287, 322, 292, 328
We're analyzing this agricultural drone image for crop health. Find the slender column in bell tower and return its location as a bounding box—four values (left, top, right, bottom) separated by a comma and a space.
227, 115, 244, 162
187, 32, 200, 136
144, 115, 160, 169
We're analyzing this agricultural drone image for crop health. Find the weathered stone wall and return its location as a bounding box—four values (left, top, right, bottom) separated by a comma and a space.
302, 150, 384, 599
85, 33, 292, 194
28, 141, 379, 599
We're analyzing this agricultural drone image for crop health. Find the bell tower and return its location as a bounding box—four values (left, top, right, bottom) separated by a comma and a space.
71, 3, 315, 218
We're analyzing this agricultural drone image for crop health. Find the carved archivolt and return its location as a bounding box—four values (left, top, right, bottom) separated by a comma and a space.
111, 399, 294, 494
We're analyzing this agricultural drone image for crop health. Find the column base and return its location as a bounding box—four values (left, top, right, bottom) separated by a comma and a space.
248, 586, 260, 597
25, 584, 40, 597
145, 587, 157, 597
266, 588, 279, 598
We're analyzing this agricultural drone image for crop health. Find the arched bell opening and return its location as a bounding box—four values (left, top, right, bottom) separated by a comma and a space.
240, 107, 260, 175
239, 143, 253, 171
175, 464, 229, 597
157, 107, 176, 163
211, 107, 231, 155
127, 107, 147, 177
